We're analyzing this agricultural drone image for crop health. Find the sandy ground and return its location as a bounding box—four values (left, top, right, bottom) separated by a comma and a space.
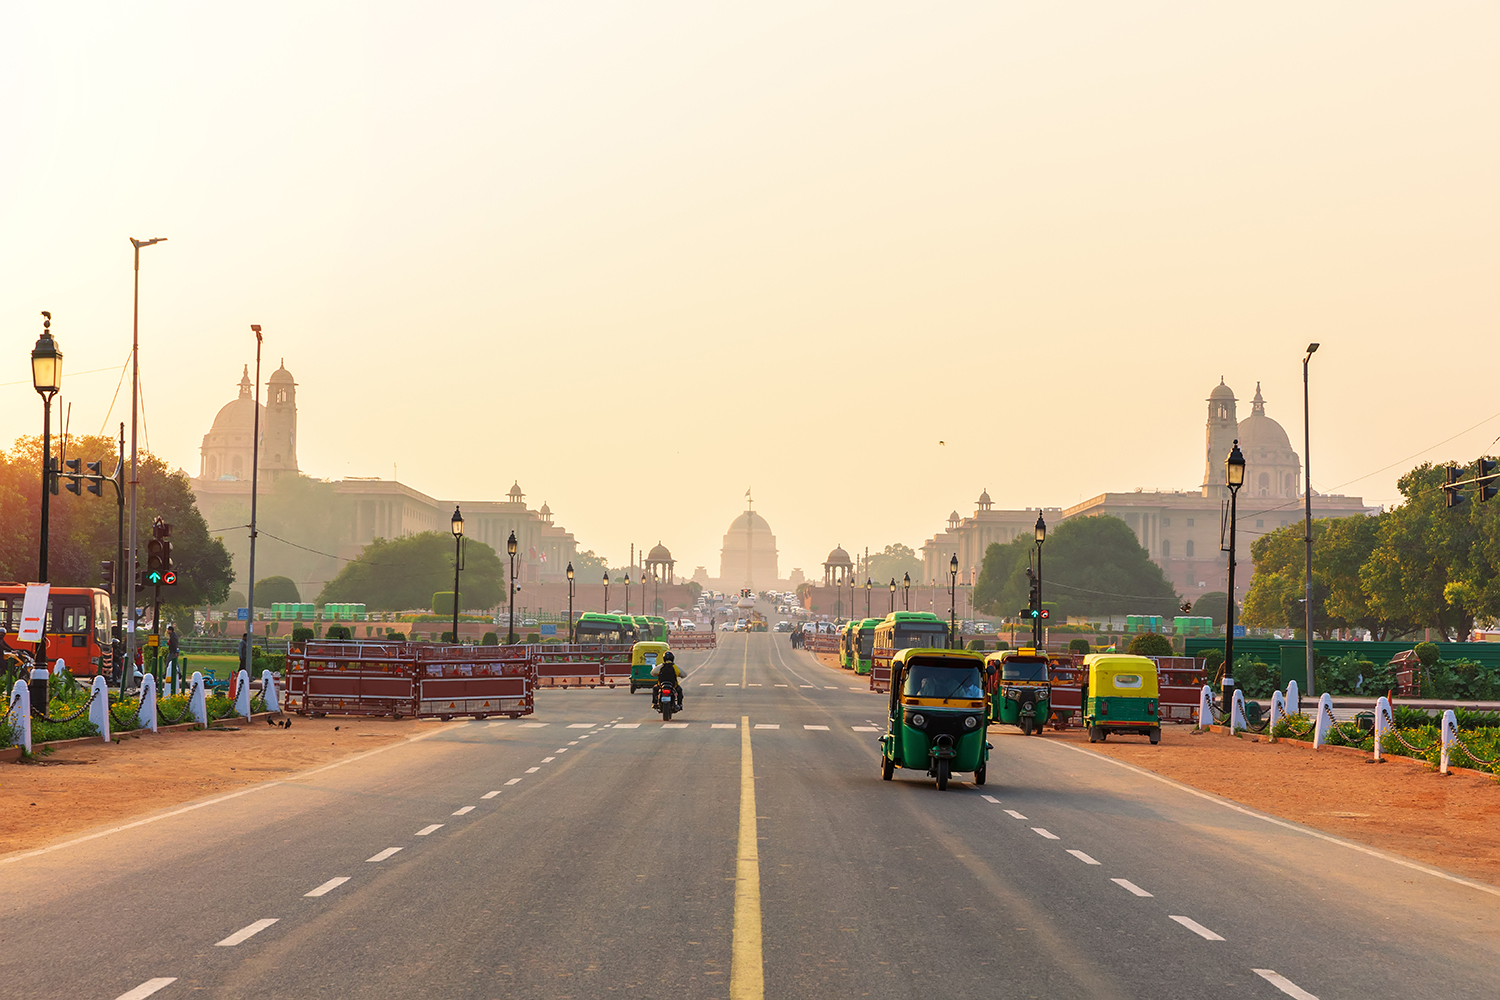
1035, 723, 1500, 887
0, 716, 425, 858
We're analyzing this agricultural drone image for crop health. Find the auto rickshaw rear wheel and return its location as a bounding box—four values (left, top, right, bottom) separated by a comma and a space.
1149, 729, 1160, 745
1088, 725, 1102, 743
935, 758, 950, 791
881, 755, 894, 780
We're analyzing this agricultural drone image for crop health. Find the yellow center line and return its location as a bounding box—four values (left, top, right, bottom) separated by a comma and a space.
730, 712, 763, 999
741, 635, 748, 687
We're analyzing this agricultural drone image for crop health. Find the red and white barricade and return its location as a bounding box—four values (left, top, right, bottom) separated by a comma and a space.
415, 644, 533, 719
531, 644, 633, 688
668, 631, 716, 650
285, 641, 420, 718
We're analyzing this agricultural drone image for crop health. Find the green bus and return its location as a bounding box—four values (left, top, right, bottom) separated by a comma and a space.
573, 612, 638, 645
850, 618, 881, 675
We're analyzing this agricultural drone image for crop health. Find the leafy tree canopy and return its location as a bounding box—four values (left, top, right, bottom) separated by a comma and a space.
319, 532, 503, 611
254, 576, 301, 606
973, 515, 1178, 619
867, 543, 922, 590
1127, 632, 1174, 657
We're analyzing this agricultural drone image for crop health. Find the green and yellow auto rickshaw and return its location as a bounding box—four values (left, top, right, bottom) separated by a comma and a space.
880, 647, 990, 790
629, 640, 671, 694
986, 647, 1051, 736
1082, 653, 1161, 744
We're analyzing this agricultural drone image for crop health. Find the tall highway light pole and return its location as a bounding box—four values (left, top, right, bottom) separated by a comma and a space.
244, 324, 263, 679
127, 236, 166, 680
1303, 343, 1319, 694
1224, 440, 1247, 710
888, 578, 895, 615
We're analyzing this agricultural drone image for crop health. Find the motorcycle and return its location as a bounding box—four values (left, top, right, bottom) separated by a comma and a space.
653, 680, 682, 722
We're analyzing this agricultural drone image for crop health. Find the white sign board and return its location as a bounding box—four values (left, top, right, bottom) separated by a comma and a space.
17, 584, 51, 643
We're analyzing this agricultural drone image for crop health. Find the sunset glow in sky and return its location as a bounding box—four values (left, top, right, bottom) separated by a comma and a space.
3, 2, 1497, 576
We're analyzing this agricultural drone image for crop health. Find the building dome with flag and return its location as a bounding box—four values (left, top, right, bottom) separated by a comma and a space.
719, 501, 778, 590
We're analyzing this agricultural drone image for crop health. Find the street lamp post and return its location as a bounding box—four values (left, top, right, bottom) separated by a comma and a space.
31, 314, 62, 595
450, 506, 464, 644
948, 554, 958, 648
1034, 513, 1047, 649
506, 531, 518, 644
624, 572, 632, 616
566, 562, 575, 641
653, 571, 660, 616
127, 236, 166, 681
1224, 441, 1247, 711
902, 572, 911, 611
865, 578, 871, 618
1303, 343, 1320, 694
602, 571, 610, 614
243, 325, 263, 680
888, 578, 896, 615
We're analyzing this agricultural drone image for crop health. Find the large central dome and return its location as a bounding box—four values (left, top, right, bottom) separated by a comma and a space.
720, 506, 778, 589
727, 510, 771, 532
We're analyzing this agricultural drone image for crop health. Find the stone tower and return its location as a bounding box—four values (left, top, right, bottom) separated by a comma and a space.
1201, 379, 1238, 497
261, 359, 298, 481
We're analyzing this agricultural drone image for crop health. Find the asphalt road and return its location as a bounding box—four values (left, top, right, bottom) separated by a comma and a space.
3, 632, 1498, 999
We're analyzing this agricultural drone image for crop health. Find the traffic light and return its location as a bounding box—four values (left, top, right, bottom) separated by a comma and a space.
1478, 458, 1498, 503
63, 457, 84, 495
1025, 567, 1040, 610
146, 539, 166, 584
100, 560, 114, 592
1018, 608, 1050, 621
85, 460, 104, 496
1444, 464, 1467, 509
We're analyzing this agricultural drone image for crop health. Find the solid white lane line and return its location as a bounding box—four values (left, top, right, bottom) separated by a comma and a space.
804, 725, 829, 730
304, 877, 350, 897
415, 824, 444, 836
1111, 878, 1153, 897
525, 767, 540, 773
852, 726, 879, 732
1067, 850, 1100, 865
614, 724, 641, 729
1004, 810, 1027, 820
755, 724, 780, 729
366, 847, 402, 862
452, 806, 475, 816
505, 778, 522, 785
114, 978, 177, 1000
567, 723, 594, 728
1032, 828, 1060, 840
1253, 969, 1320, 999
1170, 915, 1225, 941
481, 791, 500, 799
980, 794, 1000, 804
713, 723, 737, 728
216, 918, 279, 947
541, 756, 555, 762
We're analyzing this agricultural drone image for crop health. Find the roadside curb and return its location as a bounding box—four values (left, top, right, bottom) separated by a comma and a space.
6, 712, 281, 762
1202, 724, 1496, 780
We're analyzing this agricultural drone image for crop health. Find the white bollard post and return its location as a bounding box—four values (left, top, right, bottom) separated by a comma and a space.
1373, 696, 1392, 762
233, 669, 251, 719
138, 673, 158, 732
88, 675, 111, 744
1313, 693, 1334, 748
1440, 709, 1458, 775
189, 672, 208, 727
1197, 684, 1212, 728
1285, 679, 1300, 717
1269, 690, 1285, 739
1230, 689, 1248, 733
260, 669, 280, 713
8, 680, 32, 754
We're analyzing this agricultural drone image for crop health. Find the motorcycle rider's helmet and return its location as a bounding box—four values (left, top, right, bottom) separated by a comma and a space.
663, 651, 674, 663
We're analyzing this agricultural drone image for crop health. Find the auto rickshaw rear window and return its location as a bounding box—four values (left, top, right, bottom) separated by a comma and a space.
903, 661, 983, 699
1112, 674, 1143, 688
1001, 657, 1048, 682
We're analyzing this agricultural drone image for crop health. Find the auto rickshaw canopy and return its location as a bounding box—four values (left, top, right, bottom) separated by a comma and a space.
631, 641, 671, 669
1083, 653, 1160, 698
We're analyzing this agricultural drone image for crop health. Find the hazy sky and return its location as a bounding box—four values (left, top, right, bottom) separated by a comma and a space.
2, 2, 1497, 579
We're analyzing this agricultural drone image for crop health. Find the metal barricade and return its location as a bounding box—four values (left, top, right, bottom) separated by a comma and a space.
1156, 658, 1207, 723
415, 644, 533, 719
1048, 661, 1083, 728
530, 643, 632, 689
668, 631, 716, 650
285, 641, 419, 718
870, 649, 893, 693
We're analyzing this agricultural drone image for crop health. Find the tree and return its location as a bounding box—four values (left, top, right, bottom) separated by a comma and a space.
1191, 592, 1233, 627
570, 549, 609, 580
255, 576, 301, 607
1128, 633, 1174, 657
973, 516, 1179, 620
867, 543, 922, 589
319, 532, 503, 611
196, 474, 353, 598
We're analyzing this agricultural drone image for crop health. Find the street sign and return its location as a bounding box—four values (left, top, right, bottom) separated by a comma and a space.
237, 607, 250, 621
147, 634, 160, 647
540, 624, 557, 636
1232, 625, 1247, 637
17, 584, 50, 643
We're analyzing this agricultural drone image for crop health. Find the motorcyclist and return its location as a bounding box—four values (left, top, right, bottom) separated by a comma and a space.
652, 650, 684, 711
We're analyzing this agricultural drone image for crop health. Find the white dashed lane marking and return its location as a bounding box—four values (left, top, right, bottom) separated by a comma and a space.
1066, 850, 1100, 865
662, 723, 688, 729
415, 824, 444, 836
613, 724, 640, 729
799, 685, 814, 689
980, 794, 1000, 804
505, 778, 522, 785
366, 847, 402, 862
1253, 969, 1320, 999
520, 722, 548, 728
804, 725, 829, 731
700, 683, 714, 686
482, 791, 501, 799
1170, 915, 1225, 941
452, 806, 475, 816
216, 918, 279, 947
567, 723, 594, 728
1004, 809, 1026, 820
754, 724, 780, 729
1032, 828, 1060, 840
852, 726, 879, 732
541, 757, 555, 762
304, 877, 350, 897
525, 767, 540, 773
1112, 878, 1152, 897
114, 978, 177, 1000
712, 723, 737, 729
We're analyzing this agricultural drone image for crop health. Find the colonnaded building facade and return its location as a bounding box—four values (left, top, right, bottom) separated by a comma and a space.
920, 380, 1376, 607
191, 362, 579, 602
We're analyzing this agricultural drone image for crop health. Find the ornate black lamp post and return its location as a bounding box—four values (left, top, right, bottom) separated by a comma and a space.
602, 570, 610, 613
865, 577, 871, 618
902, 571, 911, 611
1033, 513, 1047, 648
948, 554, 959, 648
888, 578, 896, 615
31, 314, 62, 588
506, 530, 518, 644
450, 506, 464, 644
624, 571, 632, 616
1224, 441, 1246, 709
566, 562, 575, 641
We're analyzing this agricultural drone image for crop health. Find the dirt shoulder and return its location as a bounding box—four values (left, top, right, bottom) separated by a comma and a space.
0, 716, 428, 859
1034, 723, 1500, 887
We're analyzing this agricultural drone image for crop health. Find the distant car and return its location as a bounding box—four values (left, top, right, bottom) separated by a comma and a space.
522, 618, 538, 627
719, 622, 734, 632
734, 619, 749, 632
973, 622, 993, 634
677, 620, 696, 631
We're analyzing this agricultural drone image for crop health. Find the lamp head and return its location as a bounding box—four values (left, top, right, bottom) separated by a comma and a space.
31, 312, 62, 396
1035, 512, 1047, 543
1226, 439, 1247, 489
1305, 342, 1320, 358
506, 530, 518, 556
949, 554, 959, 576
603, 571, 609, 586
903, 572, 911, 588
566, 562, 574, 581
450, 505, 464, 537
890, 579, 896, 593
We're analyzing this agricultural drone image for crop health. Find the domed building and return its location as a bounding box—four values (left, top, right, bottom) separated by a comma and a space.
1236, 383, 1301, 499
198, 362, 298, 483
645, 541, 676, 585
822, 544, 853, 586
719, 503, 778, 590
